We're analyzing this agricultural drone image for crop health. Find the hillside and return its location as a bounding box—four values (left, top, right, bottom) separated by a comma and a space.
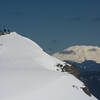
0, 33, 97, 100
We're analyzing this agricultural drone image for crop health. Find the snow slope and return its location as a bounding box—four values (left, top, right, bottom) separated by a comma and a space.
0, 33, 97, 100
53, 45, 100, 63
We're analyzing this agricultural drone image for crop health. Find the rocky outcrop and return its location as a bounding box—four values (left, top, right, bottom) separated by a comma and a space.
56, 62, 79, 77
0, 31, 10, 36
81, 86, 91, 97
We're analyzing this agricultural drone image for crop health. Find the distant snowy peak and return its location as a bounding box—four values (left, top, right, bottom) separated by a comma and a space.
53, 45, 100, 63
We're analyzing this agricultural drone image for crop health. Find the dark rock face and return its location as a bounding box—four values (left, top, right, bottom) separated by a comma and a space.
71, 60, 100, 72
0, 32, 4, 35
79, 71, 100, 100
0, 31, 10, 36
59, 50, 76, 55
72, 85, 91, 97
56, 62, 93, 97
56, 62, 79, 77
81, 86, 91, 97
65, 60, 100, 99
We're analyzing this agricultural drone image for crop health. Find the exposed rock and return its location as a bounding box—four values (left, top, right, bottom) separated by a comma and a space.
81, 86, 91, 97
56, 62, 79, 77
0, 31, 10, 36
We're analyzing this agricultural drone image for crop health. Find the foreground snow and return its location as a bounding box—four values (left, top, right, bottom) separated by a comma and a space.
0, 32, 97, 100
53, 45, 100, 63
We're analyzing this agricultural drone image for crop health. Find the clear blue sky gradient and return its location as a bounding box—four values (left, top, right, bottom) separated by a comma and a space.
0, 0, 100, 54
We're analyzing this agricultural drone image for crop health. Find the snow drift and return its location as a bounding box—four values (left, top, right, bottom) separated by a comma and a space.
0, 32, 97, 100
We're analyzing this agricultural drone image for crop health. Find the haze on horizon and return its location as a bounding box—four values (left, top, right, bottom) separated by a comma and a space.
0, 0, 100, 54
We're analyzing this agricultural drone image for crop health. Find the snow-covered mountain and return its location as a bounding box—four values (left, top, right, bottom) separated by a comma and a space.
0, 33, 97, 100
53, 45, 100, 100
53, 45, 100, 63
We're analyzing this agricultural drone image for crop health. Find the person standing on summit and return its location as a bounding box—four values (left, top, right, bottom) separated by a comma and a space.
3, 24, 11, 34
3, 25, 7, 32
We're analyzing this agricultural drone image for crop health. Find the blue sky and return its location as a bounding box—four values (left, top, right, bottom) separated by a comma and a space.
0, 0, 100, 54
